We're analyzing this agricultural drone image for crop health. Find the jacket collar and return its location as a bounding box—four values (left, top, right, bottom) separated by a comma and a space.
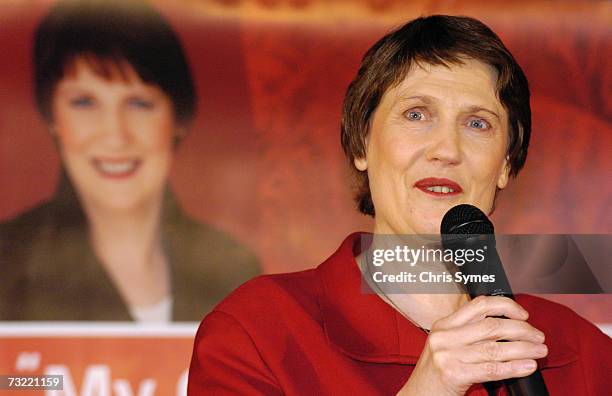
317, 233, 427, 364
316, 233, 578, 368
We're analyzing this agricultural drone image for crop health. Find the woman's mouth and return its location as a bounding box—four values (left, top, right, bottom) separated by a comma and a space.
91, 158, 141, 178
414, 178, 463, 197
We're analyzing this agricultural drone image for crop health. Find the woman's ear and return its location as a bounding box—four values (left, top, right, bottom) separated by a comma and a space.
354, 156, 367, 171
172, 126, 188, 147
353, 135, 369, 171
497, 156, 510, 189
176, 127, 187, 139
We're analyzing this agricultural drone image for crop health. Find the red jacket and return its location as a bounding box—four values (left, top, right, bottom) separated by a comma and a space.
189, 234, 612, 395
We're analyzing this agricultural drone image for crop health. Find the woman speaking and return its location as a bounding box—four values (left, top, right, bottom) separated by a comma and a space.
188, 15, 610, 394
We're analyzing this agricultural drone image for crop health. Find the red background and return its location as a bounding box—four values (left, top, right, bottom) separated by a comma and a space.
0, 0, 610, 323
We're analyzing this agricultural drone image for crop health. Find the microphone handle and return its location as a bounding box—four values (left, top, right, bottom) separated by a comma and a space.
505, 371, 549, 396
458, 236, 550, 396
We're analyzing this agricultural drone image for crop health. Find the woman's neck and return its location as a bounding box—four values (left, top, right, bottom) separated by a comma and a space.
83, 195, 165, 269
384, 293, 469, 330
363, 231, 470, 330
82, 193, 171, 308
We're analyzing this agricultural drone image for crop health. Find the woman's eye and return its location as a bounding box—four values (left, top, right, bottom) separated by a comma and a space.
405, 110, 425, 121
128, 97, 155, 109
69, 97, 94, 108
468, 118, 490, 130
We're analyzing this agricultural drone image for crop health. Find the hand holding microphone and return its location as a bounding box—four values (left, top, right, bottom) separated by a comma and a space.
398, 204, 549, 396
398, 295, 547, 396
441, 204, 550, 395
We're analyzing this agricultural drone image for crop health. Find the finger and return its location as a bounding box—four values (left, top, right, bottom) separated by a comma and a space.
434, 296, 528, 330
459, 341, 548, 364
466, 359, 539, 384
437, 317, 545, 346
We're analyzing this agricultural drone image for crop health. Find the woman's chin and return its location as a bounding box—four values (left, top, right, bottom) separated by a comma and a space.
70, 175, 166, 214
80, 191, 159, 215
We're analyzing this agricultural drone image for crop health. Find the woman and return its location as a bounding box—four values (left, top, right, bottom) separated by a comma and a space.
188, 15, 610, 394
0, 0, 260, 321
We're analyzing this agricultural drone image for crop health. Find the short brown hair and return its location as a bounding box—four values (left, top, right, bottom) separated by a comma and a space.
34, 0, 196, 125
341, 15, 531, 216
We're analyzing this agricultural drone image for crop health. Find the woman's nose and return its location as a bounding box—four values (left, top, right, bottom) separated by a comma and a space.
100, 106, 131, 147
424, 121, 462, 165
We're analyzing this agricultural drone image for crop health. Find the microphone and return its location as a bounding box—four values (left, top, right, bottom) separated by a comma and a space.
440, 204, 549, 396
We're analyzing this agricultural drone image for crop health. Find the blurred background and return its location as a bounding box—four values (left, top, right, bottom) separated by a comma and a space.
0, 0, 610, 394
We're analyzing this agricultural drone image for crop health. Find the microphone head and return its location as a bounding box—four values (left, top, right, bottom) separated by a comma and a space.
440, 204, 494, 235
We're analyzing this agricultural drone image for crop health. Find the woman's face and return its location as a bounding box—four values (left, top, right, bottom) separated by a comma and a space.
51, 57, 177, 212
355, 58, 510, 235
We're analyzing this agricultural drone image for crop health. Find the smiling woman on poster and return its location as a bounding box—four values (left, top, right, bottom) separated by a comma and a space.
188, 15, 611, 395
0, 0, 260, 322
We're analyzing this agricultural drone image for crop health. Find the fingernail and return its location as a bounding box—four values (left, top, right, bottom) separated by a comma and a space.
522, 361, 537, 371
536, 332, 545, 341
536, 344, 548, 355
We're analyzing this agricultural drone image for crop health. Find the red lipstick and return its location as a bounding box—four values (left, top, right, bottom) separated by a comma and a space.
414, 178, 462, 197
